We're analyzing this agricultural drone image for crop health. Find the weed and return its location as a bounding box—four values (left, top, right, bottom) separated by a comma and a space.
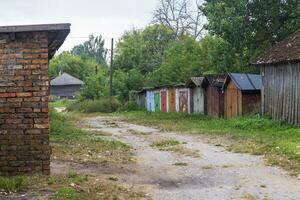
0, 176, 26, 192
152, 139, 180, 148
174, 162, 188, 166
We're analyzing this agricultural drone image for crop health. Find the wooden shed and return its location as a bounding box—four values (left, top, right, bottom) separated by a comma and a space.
186, 77, 206, 114
175, 84, 191, 113
223, 73, 262, 118
160, 88, 168, 112
203, 75, 226, 117
251, 29, 300, 124
50, 72, 84, 99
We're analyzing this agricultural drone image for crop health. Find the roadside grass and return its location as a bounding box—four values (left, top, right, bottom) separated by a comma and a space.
0, 176, 26, 193
151, 139, 200, 157
50, 109, 132, 164
120, 111, 300, 176
49, 99, 71, 108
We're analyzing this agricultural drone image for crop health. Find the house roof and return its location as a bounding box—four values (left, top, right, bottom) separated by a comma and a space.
50, 73, 84, 86
204, 75, 226, 88
0, 23, 70, 59
186, 77, 205, 87
223, 73, 262, 91
250, 29, 300, 65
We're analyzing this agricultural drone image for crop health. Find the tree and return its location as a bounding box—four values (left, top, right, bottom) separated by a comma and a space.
113, 68, 144, 101
71, 34, 108, 65
49, 52, 99, 80
202, 0, 300, 62
153, 0, 205, 39
79, 72, 108, 100
114, 24, 175, 74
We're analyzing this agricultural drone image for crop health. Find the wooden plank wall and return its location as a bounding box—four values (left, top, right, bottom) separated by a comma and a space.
261, 62, 300, 124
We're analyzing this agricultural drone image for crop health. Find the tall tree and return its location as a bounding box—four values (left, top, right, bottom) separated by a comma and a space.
114, 24, 175, 74
71, 34, 108, 65
153, 0, 205, 39
202, 0, 300, 62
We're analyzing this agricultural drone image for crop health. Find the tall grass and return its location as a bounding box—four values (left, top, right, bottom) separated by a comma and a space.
67, 98, 120, 113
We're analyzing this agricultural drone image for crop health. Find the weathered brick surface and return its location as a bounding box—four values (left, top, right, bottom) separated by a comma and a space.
0, 32, 50, 176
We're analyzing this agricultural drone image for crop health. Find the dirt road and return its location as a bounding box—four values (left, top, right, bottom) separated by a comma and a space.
78, 116, 300, 200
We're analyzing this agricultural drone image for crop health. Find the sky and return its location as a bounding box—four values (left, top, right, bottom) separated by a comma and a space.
0, 0, 158, 51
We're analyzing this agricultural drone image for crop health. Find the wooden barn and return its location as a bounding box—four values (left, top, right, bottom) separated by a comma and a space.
175, 84, 191, 113
203, 75, 226, 117
50, 72, 84, 99
186, 77, 205, 114
251, 29, 300, 124
223, 73, 262, 118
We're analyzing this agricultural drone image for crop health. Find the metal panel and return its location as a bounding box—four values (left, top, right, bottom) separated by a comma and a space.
146, 91, 154, 112
206, 85, 224, 117
177, 88, 190, 113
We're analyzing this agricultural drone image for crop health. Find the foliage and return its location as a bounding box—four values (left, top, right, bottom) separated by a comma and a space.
117, 101, 143, 112
114, 24, 175, 75
113, 68, 144, 101
201, 0, 300, 63
0, 176, 26, 192
78, 72, 108, 100
67, 99, 120, 113
71, 34, 108, 65
49, 52, 98, 80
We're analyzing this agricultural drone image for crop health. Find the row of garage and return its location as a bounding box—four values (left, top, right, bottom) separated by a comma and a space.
136, 73, 262, 118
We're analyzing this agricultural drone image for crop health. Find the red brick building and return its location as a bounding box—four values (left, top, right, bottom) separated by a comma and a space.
0, 24, 70, 176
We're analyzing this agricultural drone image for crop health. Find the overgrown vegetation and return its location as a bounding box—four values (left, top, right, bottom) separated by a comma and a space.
121, 111, 300, 175
0, 176, 26, 193
66, 98, 120, 113
50, 108, 131, 163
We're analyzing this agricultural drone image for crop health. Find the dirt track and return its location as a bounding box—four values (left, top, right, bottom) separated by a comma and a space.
79, 116, 300, 200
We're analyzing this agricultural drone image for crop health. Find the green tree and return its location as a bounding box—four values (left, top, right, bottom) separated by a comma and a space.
114, 24, 175, 74
71, 34, 108, 65
113, 68, 144, 101
79, 72, 108, 100
202, 0, 300, 63
49, 52, 98, 80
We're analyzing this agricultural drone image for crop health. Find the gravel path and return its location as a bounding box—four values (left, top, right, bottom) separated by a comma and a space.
83, 116, 300, 200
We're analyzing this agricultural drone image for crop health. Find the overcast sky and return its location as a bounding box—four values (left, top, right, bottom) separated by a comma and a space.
0, 0, 158, 51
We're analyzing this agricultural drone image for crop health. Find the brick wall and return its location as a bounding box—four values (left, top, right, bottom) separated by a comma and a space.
0, 32, 50, 176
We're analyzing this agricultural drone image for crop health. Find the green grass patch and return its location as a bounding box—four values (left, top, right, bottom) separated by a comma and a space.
152, 139, 181, 148
50, 99, 71, 108
0, 176, 26, 192
120, 111, 300, 175
67, 98, 120, 113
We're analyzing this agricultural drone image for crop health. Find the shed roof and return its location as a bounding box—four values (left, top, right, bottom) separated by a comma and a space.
186, 77, 205, 87
50, 73, 84, 86
223, 73, 262, 91
0, 23, 70, 59
250, 29, 300, 65
204, 75, 226, 88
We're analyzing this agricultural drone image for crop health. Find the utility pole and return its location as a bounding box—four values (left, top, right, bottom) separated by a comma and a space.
109, 38, 114, 97
95, 65, 98, 75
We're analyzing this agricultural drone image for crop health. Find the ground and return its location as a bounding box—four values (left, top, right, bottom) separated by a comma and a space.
2, 113, 300, 200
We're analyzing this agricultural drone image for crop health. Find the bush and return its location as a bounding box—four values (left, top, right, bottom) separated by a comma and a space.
67, 98, 120, 113
118, 101, 143, 112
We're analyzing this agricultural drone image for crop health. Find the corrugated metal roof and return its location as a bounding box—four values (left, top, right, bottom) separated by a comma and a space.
50, 73, 84, 86
227, 73, 262, 91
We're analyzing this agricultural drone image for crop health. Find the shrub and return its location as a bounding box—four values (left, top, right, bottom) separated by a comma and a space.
118, 101, 143, 112
67, 98, 120, 113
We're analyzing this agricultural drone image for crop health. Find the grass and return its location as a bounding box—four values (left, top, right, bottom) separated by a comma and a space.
0, 176, 26, 193
50, 108, 132, 164
151, 139, 200, 157
120, 111, 300, 176
50, 99, 71, 108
